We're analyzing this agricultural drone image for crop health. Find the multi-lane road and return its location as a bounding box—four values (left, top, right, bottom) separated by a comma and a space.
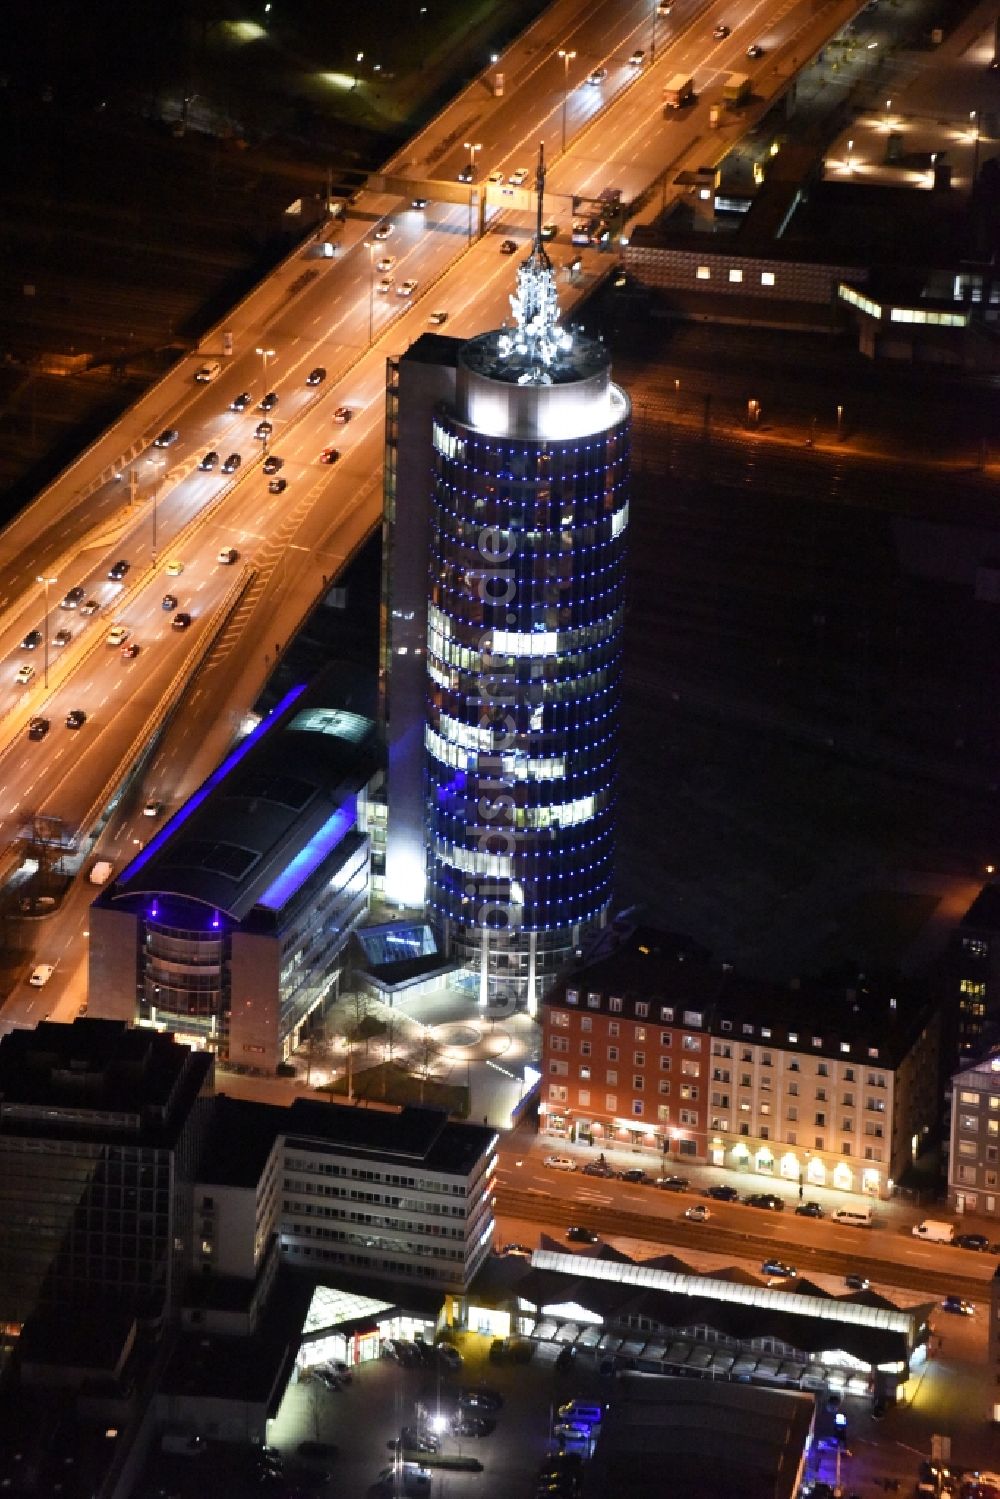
0, 0, 872, 1027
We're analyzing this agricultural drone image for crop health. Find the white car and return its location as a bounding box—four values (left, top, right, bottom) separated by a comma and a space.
15, 664, 35, 685
508, 168, 529, 186
376, 278, 394, 295
543, 1154, 577, 1172
165, 559, 184, 576
628, 48, 645, 66
143, 799, 163, 818
376, 256, 396, 273
29, 964, 54, 987
488, 168, 505, 184
374, 223, 393, 240
684, 1204, 711, 1222
587, 68, 608, 85
397, 279, 418, 297
106, 625, 129, 647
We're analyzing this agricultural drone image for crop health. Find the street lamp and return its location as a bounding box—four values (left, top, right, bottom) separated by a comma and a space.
36, 574, 57, 691
650, 0, 658, 63
363, 240, 375, 347
557, 50, 577, 154
146, 456, 165, 562
463, 140, 481, 178
354, 51, 364, 89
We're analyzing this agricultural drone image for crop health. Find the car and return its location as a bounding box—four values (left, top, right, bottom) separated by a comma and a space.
29, 964, 54, 986
428, 310, 449, 325
376, 256, 396, 273
845, 1274, 870, 1291
217, 547, 239, 564
21, 630, 42, 650
263, 455, 283, 475
747, 43, 764, 57
618, 1167, 649, 1184
500, 1242, 532, 1257
955, 1232, 990, 1251
656, 1175, 690, 1191
15, 662, 34, 686
400, 1427, 439, 1453
259, 391, 278, 411
65, 709, 87, 730
269, 477, 287, 493
172, 612, 192, 630
500, 239, 518, 255
582, 1160, 615, 1178
436, 1342, 463, 1369
53, 628, 72, 647
60, 586, 85, 609
376, 1464, 431, 1493
941, 1295, 975, 1315
795, 1201, 824, 1217
459, 1388, 504, 1412
376, 277, 394, 295
685, 1204, 711, 1222
153, 427, 179, 447
108, 560, 130, 580
746, 1192, 784, 1211
80, 598, 99, 616
222, 453, 241, 473
487, 168, 505, 184
374, 223, 393, 240
761, 1259, 797, 1278
165, 559, 184, 576
121, 642, 141, 658
162, 594, 178, 611
27, 716, 49, 740
231, 391, 252, 410
397, 279, 418, 296
143, 800, 162, 818
553, 1423, 590, 1443
457, 165, 475, 183
106, 626, 129, 646
714, 23, 731, 38
333, 406, 352, 424
254, 420, 273, 441
587, 68, 608, 84
320, 446, 341, 465
199, 450, 219, 472
452, 1413, 493, 1438
541, 222, 558, 239
566, 1225, 599, 1243
411, 197, 428, 210
657, 0, 672, 11
297, 1441, 339, 1460
544, 1154, 577, 1172
508, 168, 529, 186
628, 48, 645, 65
306, 367, 326, 386
312, 1367, 341, 1390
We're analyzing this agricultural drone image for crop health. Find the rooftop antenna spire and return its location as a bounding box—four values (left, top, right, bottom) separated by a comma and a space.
533, 142, 546, 253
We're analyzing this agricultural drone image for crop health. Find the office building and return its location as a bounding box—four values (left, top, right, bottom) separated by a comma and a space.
89, 665, 378, 1073
0, 1019, 212, 1346
541, 926, 939, 1198
946, 881, 1000, 1066
948, 1049, 1000, 1218
382, 150, 631, 1012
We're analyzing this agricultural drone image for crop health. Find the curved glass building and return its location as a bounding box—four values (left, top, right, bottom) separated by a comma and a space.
414, 171, 630, 1011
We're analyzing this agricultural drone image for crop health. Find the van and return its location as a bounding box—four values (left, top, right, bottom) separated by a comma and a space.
556, 1401, 602, 1428
912, 1219, 955, 1243
194, 360, 221, 382
89, 860, 114, 886
833, 1206, 872, 1227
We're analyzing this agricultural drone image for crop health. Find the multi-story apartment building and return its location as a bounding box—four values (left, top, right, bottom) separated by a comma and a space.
948, 1050, 1000, 1218
541, 928, 940, 1198
946, 882, 1000, 1067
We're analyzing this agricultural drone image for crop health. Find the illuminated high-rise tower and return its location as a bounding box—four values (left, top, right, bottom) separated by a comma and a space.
382, 147, 630, 1012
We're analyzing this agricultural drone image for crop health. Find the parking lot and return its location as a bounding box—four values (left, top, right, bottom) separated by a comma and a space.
265, 1333, 599, 1499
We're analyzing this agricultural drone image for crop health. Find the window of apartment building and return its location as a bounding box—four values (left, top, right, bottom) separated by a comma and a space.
988, 1145, 998, 1162
729, 267, 743, 283
815, 1112, 826, 1127
760, 1127, 770, 1140
842, 1092, 854, 1107
842, 1143, 852, 1156
658, 1080, 671, 1096
607, 1070, 618, 1085
683, 1011, 703, 1028
696, 265, 711, 280
566, 990, 579, 1005
636, 1002, 649, 1018
661, 1007, 675, 1023
609, 996, 623, 1013
632, 1100, 644, 1117
760, 1028, 771, 1039
958, 1140, 977, 1157
680, 1110, 697, 1126
867, 1048, 879, 1060
959, 1091, 980, 1107
581, 1017, 592, 1032
739, 1100, 750, 1112
581, 1041, 592, 1057
788, 1082, 799, 1097
635, 1027, 647, 1042
720, 1020, 733, 1032
760, 1076, 771, 1092
739, 1122, 750, 1136
814, 1136, 824, 1149
549, 1060, 568, 1076
960, 1114, 979, 1132
579, 1090, 591, 1107
788, 1059, 800, 1072
633, 1075, 644, 1090
787, 1106, 798, 1121
608, 1046, 619, 1061
742, 1025, 754, 1036
713, 1067, 731, 1083
713, 1092, 731, 1109
761, 1053, 772, 1068
812, 1036, 823, 1048
549, 1085, 568, 1101
842, 1118, 853, 1133
660, 1056, 672, 1071
661, 1032, 674, 1047
713, 1042, 732, 1057
587, 992, 601, 1008
817, 1063, 829, 1077
680, 1084, 699, 1101
866, 1096, 885, 1113
867, 1072, 886, 1088
958, 1164, 977, 1183
787, 1131, 797, 1145
760, 1102, 771, 1117
681, 1060, 700, 1077
741, 1048, 753, 1062
864, 1122, 884, 1138
864, 1147, 882, 1163
788, 1032, 798, 1044
634, 1051, 646, 1066
550, 1036, 569, 1053
658, 1105, 671, 1122
816, 1089, 827, 1102
713, 1117, 730, 1131
552, 1013, 569, 1028
580, 1066, 591, 1081
683, 1035, 702, 1051
606, 1094, 618, 1111
761, 270, 776, 287
989, 1121, 999, 1138
986, 1170, 998, 1187
740, 1072, 751, 1087
609, 1023, 620, 1038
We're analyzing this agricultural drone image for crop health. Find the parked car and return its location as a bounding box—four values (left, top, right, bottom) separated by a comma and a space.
618, 1168, 649, 1184
452, 1413, 493, 1438
508, 168, 529, 186
459, 1388, 503, 1412
706, 1183, 739, 1200
656, 1175, 690, 1192
746, 1193, 784, 1211
436, 1343, 463, 1370
500, 1242, 533, 1257
761, 1259, 797, 1278
553, 1422, 590, 1442
955, 1232, 990, 1251
582, 1161, 615, 1178
941, 1295, 975, 1315
796, 1201, 824, 1217
566, 1225, 599, 1244
400, 1427, 439, 1453
544, 1154, 577, 1172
